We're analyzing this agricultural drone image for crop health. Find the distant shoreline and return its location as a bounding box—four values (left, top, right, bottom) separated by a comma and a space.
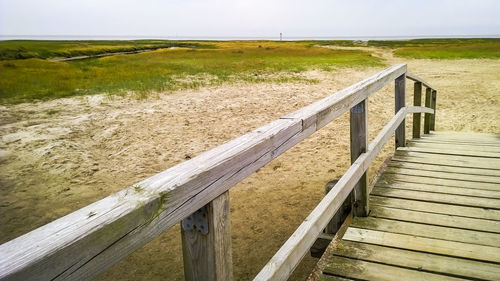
1, 34, 500, 41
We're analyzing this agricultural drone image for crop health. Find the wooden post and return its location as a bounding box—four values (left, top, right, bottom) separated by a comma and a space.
430, 90, 437, 131
395, 74, 406, 148
181, 191, 233, 281
350, 100, 369, 217
325, 180, 351, 234
412, 82, 422, 138
310, 180, 350, 258
424, 87, 432, 134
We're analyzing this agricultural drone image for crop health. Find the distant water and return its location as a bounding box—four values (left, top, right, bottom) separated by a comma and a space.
1, 34, 500, 41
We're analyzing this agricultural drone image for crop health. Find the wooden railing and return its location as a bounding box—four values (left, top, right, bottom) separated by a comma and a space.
0, 64, 437, 281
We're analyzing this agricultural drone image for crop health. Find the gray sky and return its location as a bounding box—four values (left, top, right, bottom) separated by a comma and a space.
1, 0, 499, 38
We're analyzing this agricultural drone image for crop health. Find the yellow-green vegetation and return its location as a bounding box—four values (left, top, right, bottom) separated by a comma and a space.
320, 38, 500, 59
372, 38, 500, 59
0, 40, 214, 60
0, 41, 382, 103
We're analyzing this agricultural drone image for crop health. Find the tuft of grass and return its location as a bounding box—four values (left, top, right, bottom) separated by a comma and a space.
0, 41, 383, 103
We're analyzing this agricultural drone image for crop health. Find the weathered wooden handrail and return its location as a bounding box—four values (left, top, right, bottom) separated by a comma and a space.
0, 64, 437, 281
253, 106, 433, 281
254, 73, 437, 280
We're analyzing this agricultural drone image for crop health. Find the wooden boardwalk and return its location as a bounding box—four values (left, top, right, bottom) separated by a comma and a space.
316, 131, 500, 281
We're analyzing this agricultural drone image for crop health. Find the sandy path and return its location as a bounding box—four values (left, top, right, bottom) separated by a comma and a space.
1, 50, 499, 280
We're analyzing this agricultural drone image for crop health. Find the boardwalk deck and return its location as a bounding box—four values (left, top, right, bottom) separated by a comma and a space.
314, 132, 500, 281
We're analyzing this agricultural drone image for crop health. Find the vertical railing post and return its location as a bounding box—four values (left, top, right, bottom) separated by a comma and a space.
424, 88, 432, 134
430, 90, 437, 131
395, 74, 406, 148
350, 100, 369, 217
181, 191, 233, 281
412, 82, 422, 138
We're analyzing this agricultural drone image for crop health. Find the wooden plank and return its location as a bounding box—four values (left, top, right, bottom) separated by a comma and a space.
331, 240, 500, 281
181, 191, 232, 281
431, 131, 500, 139
393, 152, 500, 170
419, 136, 500, 146
424, 87, 432, 134
370, 196, 500, 221
343, 227, 500, 263
380, 173, 500, 191
318, 275, 354, 281
350, 216, 500, 247
398, 146, 500, 158
407, 141, 500, 153
406, 71, 435, 90
430, 90, 436, 131
369, 205, 500, 233
254, 107, 410, 281
323, 255, 463, 281
394, 74, 406, 148
372, 187, 500, 209
376, 181, 500, 199
0, 64, 410, 281
384, 166, 500, 184
389, 158, 500, 177
408, 137, 500, 147
412, 82, 422, 139
350, 101, 368, 216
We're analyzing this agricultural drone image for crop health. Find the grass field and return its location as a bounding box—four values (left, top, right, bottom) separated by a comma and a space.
0, 40, 214, 60
1, 38, 499, 103
0, 41, 382, 103
316, 38, 500, 59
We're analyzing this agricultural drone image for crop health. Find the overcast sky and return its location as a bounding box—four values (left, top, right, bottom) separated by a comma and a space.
1, 0, 499, 38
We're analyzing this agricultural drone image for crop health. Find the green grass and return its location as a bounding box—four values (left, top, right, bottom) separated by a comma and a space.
317, 38, 500, 59
0, 41, 383, 103
369, 38, 500, 59
0, 40, 214, 60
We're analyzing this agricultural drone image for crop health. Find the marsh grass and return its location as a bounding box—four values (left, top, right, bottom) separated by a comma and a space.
371, 38, 500, 59
319, 38, 500, 59
0, 40, 214, 60
0, 41, 382, 103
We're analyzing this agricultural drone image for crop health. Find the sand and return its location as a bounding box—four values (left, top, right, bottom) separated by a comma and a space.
1, 49, 499, 280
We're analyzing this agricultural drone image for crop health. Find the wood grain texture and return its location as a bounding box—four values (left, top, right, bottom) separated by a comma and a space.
388, 160, 500, 177
394, 150, 500, 170
408, 137, 500, 147
350, 216, 500, 247
0, 64, 410, 281
430, 90, 437, 131
182, 191, 232, 281
350, 100, 368, 216
331, 240, 500, 281
343, 228, 500, 263
424, 87, 432, 134
376, 180, 500, 199
379, 173, 500, 190
383, 166, 500, 184
406, 141, 500, 153
323, 255, 463, 281
398, 146, 500, 158
369, 205, 500, 233
394, 74, 406, 148
412, 81, 422, 139
254, 107, 413, 281
371, 187, 500, 209
406, 72, 435, 90
370, 196, 500, 221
